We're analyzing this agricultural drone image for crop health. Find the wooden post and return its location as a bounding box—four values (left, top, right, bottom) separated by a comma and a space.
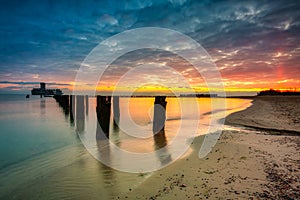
53, 95, 70, 116
69, 95, 74, 126
153, 96, 167, 134
85, 95, 89, 116
96, 96, 111, 139
113, 96, 120, 124
76, 95, 85, 134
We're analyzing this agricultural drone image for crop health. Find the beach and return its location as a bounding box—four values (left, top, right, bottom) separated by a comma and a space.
226, 96, 300, 134
119, 96, 300, 199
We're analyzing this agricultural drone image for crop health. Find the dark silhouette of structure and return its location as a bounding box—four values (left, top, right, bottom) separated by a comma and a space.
53, 95, 70, 117
76, 96, 85, 134
53, 95, 74, 126
113, 96, 120, 125
69, 95, 74, 125
54, 95, 170, 142
153, 96, 167, 134
96, 96, 111, 139
85, 95, 89, 116
31, 82, 63, 97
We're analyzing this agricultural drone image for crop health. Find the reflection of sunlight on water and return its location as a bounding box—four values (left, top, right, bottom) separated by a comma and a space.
81, 97, 252, 170
0, 95, 252, 199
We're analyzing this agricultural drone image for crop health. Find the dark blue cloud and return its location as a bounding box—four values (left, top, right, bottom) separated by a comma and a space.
0, 81, 70, 86
0, 0, 299, 87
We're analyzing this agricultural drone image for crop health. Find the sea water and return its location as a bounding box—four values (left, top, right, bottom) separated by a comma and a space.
0, 94, 251, 199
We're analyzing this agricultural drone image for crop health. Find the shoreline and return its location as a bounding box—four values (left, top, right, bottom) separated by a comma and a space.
118, 96, 300, 199
225, 96, 300, 135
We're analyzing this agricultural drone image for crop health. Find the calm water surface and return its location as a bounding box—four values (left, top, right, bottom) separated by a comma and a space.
0, 94, 251, 199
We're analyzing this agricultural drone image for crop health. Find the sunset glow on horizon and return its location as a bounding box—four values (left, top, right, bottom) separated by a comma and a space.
0, 0, 299, 95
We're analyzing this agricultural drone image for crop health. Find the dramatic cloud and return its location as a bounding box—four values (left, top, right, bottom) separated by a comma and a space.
0, 0, 299, 93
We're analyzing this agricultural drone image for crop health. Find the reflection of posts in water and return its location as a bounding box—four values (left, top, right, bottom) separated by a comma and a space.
113, 96, 120, 125
76, 95, 85, 134
69, 95, 75, 126
96, 96, 111, 140
153, 96, 167, 134
40, 99, 46, 115
40, 99, 46, 109
96, 139, 111, 169
85, 95, 89, 116
154, 130, 167, 149
153, 130, 172, 165
95, 138, 116, 198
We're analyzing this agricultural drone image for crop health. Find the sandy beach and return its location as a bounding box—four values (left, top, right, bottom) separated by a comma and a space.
118, 96, 300, 199
226, 96, 300, 134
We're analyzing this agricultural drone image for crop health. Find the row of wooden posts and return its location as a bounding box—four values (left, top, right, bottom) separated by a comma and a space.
53, 95, 167, 139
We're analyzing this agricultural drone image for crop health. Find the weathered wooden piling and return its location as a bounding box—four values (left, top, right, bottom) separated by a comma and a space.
85, 95, 89, 116
96, 96, 111, 139
113, 96, 120, 124
53, 95, 70, 116
62, 95, 70, 116
69, 95, 74, 125
76, 95, 85, 133
153, 96, 167, 134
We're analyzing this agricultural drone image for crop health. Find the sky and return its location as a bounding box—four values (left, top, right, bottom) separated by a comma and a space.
0, 0, 299, 95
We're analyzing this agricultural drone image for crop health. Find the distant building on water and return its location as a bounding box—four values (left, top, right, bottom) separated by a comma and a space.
31, 82, 63, 97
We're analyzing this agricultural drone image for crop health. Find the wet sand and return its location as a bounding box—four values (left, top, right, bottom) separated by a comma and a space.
118, 96, 300, 199
226, 96, 300, 134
